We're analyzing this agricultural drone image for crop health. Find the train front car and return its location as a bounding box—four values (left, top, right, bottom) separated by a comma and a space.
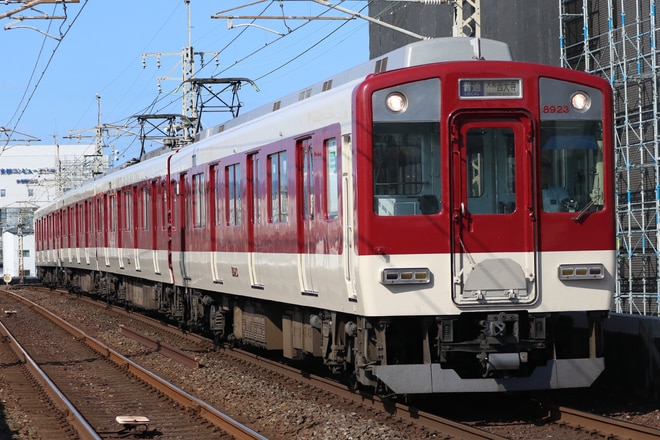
350, 42, 614, 393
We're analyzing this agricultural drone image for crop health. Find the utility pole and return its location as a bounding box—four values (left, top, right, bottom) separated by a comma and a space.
142, 0, 219, 143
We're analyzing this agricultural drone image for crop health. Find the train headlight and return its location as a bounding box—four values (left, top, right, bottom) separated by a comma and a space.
570, 91, 591, 112
558, 263, 604, 280
381, 268, 431, 284
386, 92, 408, 113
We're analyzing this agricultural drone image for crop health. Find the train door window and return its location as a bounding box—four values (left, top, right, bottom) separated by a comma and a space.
268, 151, 288, 223
300, 138, 314, 220
208, 165, 217, 227
465, 128, 516, 214
325, 138, 339, 220
161, 183, 167, 230
373, 122, 441, 216
214, 167, 222, 225
192, 172, 206, 228
225, 164, 241, 226
540, 120, 604, 212
124, 190, 133, 231
85, 201, 94, 236
141, 187, 151, 230
251, 155, 261, 224
97, 197, 104, 233
109, 194, 116, 232
168, 180, 179, 229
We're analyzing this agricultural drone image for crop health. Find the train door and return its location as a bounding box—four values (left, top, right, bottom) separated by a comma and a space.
178, 173, 190, 281
209, 164, 220, 282
450, 113, 537, 306
108, 194, 117, 267
247, 152, 263, 288
297, 137, 317, 295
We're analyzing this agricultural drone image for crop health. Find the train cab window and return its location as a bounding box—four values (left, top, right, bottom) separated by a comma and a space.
226, 164, 241, 226
465, 128, 516, 214
193, 173, 206, 228
540, 120, 604, 213
325, 138, 339, 220
373, 122, 441, 216
268, 151, 288, 223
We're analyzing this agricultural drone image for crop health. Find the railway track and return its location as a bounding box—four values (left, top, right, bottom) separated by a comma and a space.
0, 288, 266, 440
5, 285, 660, 440
0, 317, 84, 439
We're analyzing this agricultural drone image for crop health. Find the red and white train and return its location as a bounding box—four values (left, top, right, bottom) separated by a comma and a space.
35, 37, 615, 394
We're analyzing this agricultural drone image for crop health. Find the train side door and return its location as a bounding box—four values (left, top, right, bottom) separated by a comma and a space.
247, 152, 264, 288
450, 113, 537, 306
297, 137, 317, 295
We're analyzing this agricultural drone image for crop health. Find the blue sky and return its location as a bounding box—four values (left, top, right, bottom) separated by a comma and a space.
0, 1, 368, 163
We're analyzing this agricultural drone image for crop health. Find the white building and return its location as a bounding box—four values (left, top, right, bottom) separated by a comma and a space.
0, 143, 109, 280
2, 229, 34, 280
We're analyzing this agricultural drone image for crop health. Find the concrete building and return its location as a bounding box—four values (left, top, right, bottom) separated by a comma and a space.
368, 0, 560, 65
0, 143, 108, 280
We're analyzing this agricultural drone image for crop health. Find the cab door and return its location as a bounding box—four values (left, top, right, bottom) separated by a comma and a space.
450, 113, 537, 306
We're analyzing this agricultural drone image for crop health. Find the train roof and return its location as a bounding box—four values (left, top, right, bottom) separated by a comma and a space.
196, 37, 513, 142
34, 37, 513, 219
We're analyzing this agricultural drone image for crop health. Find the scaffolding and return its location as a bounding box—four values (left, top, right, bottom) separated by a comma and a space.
559, 0, 660, 315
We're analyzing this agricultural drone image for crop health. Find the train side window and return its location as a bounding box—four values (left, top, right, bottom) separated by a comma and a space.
193, 172, 206, 228
325, 138, 339, 220
268, 151, 288, 223
226, 164, 241, 226
372, 122, 441, 216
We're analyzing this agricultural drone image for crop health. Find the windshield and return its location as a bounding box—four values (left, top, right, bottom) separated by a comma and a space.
539, 120, 604, 213
372, 122, 441, 216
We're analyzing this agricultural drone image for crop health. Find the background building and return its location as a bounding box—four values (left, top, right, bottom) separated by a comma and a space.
368, 0, 560, 65
0, 143, 108, 280
368, 0, 660, 316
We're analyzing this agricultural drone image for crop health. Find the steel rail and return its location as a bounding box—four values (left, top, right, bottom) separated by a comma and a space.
2, 289, 267, 440
119, 324, 200, 368
551, 404, 660, 440
0, 319, 101, 440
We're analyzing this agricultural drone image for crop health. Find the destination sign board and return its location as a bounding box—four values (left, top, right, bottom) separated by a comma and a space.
459, 79, 522, 99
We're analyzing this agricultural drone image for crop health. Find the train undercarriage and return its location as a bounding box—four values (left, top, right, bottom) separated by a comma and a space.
39, 266, 607, 395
